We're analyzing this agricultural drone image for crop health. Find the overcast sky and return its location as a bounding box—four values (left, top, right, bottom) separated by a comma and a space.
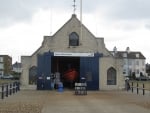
0, 0, 150, 63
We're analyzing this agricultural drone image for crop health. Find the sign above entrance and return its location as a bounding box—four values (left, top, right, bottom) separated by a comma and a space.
54, 52, 94, 57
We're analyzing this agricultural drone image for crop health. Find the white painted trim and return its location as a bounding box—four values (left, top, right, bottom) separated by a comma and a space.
54, 52, 94, 57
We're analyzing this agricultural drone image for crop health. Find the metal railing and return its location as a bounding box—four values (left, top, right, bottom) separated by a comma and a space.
0, 81, 20, 99
75, 82, 87, 95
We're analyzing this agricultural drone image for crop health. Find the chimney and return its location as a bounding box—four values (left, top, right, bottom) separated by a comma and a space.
126, 47, 130, 54
113, 46, 117, 54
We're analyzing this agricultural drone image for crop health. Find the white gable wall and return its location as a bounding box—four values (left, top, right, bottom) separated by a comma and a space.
100, 57, 124, 90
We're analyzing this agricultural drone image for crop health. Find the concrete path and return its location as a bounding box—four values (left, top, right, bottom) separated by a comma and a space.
0, 90, 149, 113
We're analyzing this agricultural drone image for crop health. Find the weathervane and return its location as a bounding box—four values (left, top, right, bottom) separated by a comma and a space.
73, 0, 76, 14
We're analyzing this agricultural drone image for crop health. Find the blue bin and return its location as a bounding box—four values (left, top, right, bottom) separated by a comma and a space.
58, 82, 63, 92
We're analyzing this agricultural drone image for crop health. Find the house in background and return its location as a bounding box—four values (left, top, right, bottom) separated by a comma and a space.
0, 55, 12, 76
12, 62, 22, 80
111, 47, 146, 78
12, 62, 22, 73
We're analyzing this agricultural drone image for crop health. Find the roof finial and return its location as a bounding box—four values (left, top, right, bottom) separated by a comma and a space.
73, 0, 76, 14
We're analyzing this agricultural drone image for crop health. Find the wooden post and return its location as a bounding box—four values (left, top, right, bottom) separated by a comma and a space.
15, 82, 18, 92
18, 82, 20, 91
143, 84, 145, 95
9, 83, 12, 95
137, 83, 139, 94
1, 85, 4, 99
13, 82, 15, 94
131, 82, 133, 93
6, 84, 8, 97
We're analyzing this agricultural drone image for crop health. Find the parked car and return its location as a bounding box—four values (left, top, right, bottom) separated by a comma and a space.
1, 75, 14, 79
136, 76, 149, 81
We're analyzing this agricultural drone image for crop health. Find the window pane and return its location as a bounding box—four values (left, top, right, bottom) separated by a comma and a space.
136, 61, 139, 65
29, 66, 37, 85
0, 57, 3, 62
0, 63, 4, 69
69, 32, 79, 46
107, 67, 117, 85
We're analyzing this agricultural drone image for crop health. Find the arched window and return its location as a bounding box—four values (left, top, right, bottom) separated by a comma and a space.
29, 66, 37, 85
69, 32, 79, 46
107, 67, 117, 85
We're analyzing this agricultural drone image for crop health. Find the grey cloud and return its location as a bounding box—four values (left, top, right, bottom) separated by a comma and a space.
0, 0, 71, 27
0, 0, 150, 27
81, 0, 150, 20
104, 0, 150, 20
0, 0, 37, 26
145, 24, 150, 29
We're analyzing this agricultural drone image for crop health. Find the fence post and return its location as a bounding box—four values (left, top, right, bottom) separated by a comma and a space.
15, 82, 18, 92
9, 83, 12, 95
131, 82, 133, 93
13, 82, 15, 94
1, 84, 4, 99
143, 84, 145, 95
137, 83, 139, 94
18, 82, 20, 91
6, 84, 8, 97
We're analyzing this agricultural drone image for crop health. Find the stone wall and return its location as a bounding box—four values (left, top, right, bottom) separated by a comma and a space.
99, 57, 125, 90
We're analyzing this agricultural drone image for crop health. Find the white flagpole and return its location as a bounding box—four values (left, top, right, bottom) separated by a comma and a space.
80, 0, 83, 45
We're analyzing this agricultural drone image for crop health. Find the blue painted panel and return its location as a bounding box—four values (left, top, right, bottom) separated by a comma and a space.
80, 53, 101, 90
43, 52, 51, 90
37, 54, 45, 90
37, 52, 52, 90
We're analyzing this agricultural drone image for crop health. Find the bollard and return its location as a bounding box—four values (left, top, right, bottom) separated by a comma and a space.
131, 82, 133, 93
13, 82, 15, 94
18, 82, 20, 91
9, 83, 12, 95
143, 84, 145, 95
1, 82, 20, 99
6, 84, 8, 97
1, 85, 4, 99
137, 83, 139, 94
15, 82, 18, 92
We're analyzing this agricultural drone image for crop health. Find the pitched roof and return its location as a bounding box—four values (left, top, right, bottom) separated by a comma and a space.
12, 62, 22, 68
111, 51, 146, 59
52, 14, 96, 38
31, 14, 97, 56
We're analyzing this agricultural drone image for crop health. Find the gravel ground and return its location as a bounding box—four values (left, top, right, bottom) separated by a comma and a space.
0, 90, 150, 113
0, 91, 47, 113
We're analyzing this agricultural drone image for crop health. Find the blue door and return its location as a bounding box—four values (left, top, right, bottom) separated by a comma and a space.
80, 53, 100, 90
37, 54, 44, 90
37, 52, 52, 90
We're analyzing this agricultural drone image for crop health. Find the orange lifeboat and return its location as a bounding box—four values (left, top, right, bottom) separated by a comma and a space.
63, 68, 78, 82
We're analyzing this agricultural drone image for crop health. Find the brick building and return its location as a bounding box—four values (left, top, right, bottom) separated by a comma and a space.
0, 55, 12, 76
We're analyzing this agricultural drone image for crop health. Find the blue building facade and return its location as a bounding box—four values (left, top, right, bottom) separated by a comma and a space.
37, 51, 102, 90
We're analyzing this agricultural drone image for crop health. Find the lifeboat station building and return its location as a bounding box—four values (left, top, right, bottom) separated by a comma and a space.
21, 14, 124, 90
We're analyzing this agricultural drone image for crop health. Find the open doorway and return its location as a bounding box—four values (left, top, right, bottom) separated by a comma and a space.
51, 56, 80, 89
